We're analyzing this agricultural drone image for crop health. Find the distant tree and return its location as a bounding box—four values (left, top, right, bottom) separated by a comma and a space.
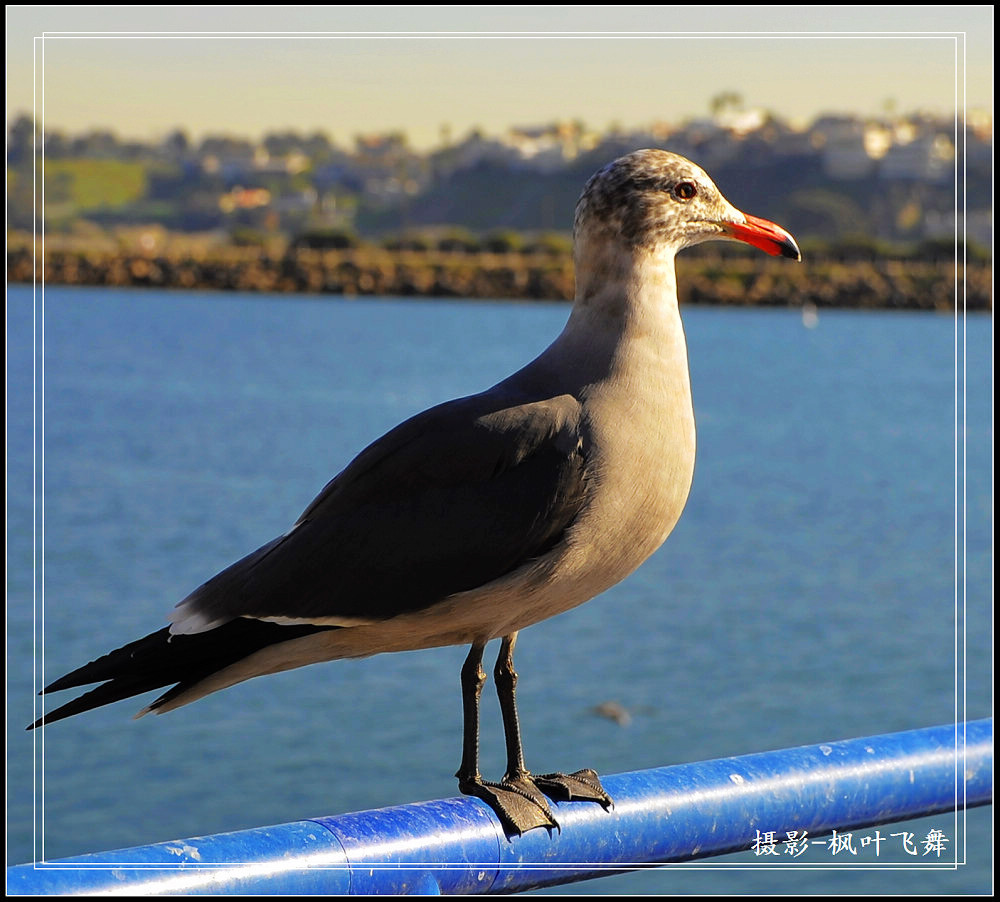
162, 129, 190, 157
710, 91, 744, 117
43, 129, 70, 159
7, 114, 36, 165
198, 135, 255, 158
302, 131, 335, 160
70, 130, 121, 158
264, 131, 304, 157
119, 140, 153, 161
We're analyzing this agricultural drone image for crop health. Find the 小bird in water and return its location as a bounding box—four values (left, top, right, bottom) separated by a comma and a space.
30, 150, 800, 837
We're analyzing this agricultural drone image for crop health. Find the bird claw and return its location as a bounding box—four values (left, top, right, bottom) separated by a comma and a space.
459, 768, 613, 836
534, 768, 614, 809
459, 774, 559, 837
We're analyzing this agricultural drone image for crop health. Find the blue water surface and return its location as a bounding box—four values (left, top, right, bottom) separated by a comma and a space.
7, 284, 992, 894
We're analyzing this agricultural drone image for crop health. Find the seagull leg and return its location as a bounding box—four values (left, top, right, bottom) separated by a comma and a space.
455, 638, 557, 836
496, 633, 614, 813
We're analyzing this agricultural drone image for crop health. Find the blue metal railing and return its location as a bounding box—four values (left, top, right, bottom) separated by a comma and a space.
8, 719, 992, 895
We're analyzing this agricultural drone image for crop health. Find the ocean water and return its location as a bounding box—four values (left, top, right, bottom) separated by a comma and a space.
7, 284, 992, 894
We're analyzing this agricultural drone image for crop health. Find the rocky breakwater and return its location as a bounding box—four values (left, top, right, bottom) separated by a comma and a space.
7, 245, 991, 311
10, 246, 575, 302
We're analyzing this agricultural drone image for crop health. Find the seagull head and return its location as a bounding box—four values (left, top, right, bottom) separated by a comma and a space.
573, 149, 801, 263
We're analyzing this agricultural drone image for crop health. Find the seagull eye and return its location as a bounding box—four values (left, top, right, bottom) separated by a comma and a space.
673, 181, 697, 201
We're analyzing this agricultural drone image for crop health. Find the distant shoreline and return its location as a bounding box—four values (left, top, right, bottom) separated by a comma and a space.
7, 246, 990, 312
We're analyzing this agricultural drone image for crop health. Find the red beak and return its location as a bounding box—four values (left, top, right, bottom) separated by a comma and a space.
722, 214, 801, 261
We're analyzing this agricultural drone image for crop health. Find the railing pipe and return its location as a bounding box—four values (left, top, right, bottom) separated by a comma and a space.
8, 719, 991, 895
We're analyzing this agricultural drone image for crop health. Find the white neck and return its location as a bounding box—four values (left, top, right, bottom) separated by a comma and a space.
550, 242, 685, 381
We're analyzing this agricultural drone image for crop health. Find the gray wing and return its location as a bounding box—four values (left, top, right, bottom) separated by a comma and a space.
173, 389, 589, 627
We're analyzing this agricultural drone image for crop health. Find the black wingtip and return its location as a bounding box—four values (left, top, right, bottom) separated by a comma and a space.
28, 620, 338, 730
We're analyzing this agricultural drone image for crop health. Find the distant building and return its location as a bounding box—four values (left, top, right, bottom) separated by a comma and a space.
501, 122, 600, 172
809, 116, 876, 179
878, 134, 955, 183
219, 187, 271, 213
252, 149, 310, 175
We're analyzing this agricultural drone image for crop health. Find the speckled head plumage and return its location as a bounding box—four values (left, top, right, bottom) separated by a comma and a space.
574, 148, 800, 260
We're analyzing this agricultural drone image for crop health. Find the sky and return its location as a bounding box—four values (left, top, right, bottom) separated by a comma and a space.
5, 6, 994, 149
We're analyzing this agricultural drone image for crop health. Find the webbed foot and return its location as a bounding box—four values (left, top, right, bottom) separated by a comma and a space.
534, 767, 614, 809
459, 773, 559, 836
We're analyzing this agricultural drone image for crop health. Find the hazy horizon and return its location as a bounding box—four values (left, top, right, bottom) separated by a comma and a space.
6, 7, 993, 150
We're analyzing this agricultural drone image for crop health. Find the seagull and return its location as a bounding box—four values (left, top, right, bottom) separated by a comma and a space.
29, 149, 800, 837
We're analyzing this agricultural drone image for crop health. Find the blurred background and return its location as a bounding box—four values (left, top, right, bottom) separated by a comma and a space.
7, 5, 993, 895
6, 6, 993, 284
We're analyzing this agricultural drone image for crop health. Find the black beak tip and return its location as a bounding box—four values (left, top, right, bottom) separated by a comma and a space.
782, 237, 802, 262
